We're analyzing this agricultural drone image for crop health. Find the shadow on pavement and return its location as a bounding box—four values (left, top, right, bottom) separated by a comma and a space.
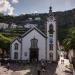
45, 62, 58, 75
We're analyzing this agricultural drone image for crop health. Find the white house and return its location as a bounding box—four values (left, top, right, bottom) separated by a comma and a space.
24, 23, 37, 29
10, 23, 17, 29
0, 23, 8, 29
10, 6, 57, 62
35, 17, 41, 20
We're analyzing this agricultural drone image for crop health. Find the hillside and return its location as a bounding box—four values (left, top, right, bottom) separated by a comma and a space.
0, 8, 75, 44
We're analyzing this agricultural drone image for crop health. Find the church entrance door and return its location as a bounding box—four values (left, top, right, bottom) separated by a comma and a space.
30, 48, 39, 62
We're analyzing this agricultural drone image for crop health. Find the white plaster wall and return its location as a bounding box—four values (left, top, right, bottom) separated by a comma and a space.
10, 40, 21, 60
53, 21, 57, 61
22, 29, 46, 61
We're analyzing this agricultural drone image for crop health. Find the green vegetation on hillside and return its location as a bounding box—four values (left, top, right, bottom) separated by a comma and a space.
0, 33, 12, 58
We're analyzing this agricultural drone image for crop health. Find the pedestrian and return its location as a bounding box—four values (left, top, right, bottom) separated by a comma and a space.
37, 69, 41, 75
0, 62, 1, 66
7, 62, 10, 70
42, 68, 46, 75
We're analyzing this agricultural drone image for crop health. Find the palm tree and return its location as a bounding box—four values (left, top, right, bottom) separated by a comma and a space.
63, 27, 75, 67
63, 27, 75, 51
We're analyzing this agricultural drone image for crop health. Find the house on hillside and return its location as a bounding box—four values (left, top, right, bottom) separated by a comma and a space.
10, 23, 17, 29
10, 6, 57, 62
0, 23, 8, 29
24, 23, 37, 28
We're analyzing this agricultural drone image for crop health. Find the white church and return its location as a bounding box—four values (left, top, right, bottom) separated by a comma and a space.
10, 6, 57, 62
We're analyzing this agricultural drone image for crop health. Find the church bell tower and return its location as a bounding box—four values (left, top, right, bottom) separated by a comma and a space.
47, 6, 57, 61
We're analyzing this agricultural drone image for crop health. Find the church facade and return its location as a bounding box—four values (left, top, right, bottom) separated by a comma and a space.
10, 7, 57, 62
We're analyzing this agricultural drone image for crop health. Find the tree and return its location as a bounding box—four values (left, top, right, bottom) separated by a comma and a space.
63, 27, 75, 51
0, 13, 4, 16
0, 34, 11, 58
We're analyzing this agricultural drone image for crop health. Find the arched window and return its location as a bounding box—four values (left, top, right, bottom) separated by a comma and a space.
14, 43, 18, 50
49, 24, 53, 34
49, 53, 53, 61
31, 38, 38, 48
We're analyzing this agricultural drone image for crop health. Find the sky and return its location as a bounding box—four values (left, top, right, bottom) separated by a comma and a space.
0, 0, 75, 16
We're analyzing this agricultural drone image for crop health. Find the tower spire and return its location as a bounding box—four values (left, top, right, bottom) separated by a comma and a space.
49, 6, 53, 17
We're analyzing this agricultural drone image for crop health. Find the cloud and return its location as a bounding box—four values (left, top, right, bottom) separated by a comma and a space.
34, 11, 38, 13
30, 11, 38, 14
8, 7, 14, 15
12, 0, 19, 4
0, 0, 19, 15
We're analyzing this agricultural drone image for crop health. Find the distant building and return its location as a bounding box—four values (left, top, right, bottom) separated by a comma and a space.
28, 18, 33, 21
24, 23, 37, 28
10, 23, 17, 29
10, 6, 57, 62
0, 23, 8, 29
17, 25, 23, 28
35, 17, 41, 20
